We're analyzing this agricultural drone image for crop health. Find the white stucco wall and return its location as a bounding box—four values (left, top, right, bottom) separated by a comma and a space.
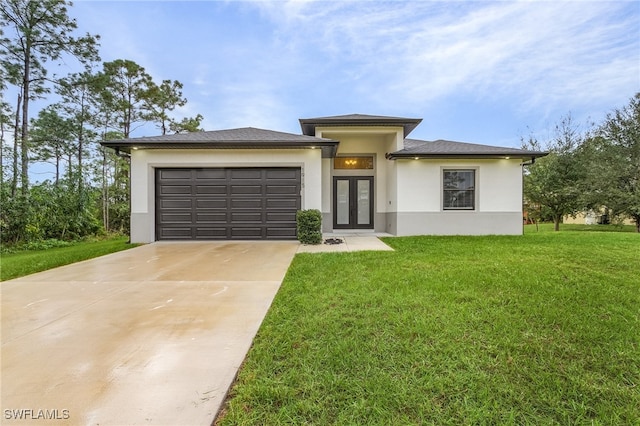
129, 148, 322, 243
396, 158, 523, 212
393, 158, 524, 235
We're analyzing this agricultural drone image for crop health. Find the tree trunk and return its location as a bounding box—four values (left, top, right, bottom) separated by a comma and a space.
21, 47, 31, 197
77, 90, 87, 192
102, 148, 108, 231
554, 215, 561, 231
0, 115, 3, 187
67, 153, 73, 180
55, 153, 60, 186
12, 93, 21, 198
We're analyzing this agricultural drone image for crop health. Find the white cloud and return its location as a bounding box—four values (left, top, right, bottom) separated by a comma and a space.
58, 0, 639, 143
248, 1, 639, 114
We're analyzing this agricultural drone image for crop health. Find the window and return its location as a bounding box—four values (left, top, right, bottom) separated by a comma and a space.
334, 156, 374, 170
443, 169, 475, 210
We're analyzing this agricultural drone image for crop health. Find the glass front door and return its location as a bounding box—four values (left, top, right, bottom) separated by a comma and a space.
333, 176, 374, 229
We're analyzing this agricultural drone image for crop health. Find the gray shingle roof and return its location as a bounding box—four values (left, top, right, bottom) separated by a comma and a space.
101, 127, 339, 157
100, 122, 548, 161
299, 114, 422, 137
387, 138, 548, 159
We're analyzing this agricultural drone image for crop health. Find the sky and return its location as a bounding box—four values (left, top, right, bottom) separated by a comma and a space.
37, 0, 640, 148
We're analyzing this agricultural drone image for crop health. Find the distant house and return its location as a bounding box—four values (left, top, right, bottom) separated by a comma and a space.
564, 210, 635, 226
101, 114, 547, 242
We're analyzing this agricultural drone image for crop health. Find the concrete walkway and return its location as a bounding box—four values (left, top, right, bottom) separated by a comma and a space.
297, 232, 394, 253
1, 241, 298, 426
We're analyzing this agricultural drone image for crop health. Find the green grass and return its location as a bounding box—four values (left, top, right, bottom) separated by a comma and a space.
0, 236, 138, 281
526, 222, 638, 233
218, 229, 640, 425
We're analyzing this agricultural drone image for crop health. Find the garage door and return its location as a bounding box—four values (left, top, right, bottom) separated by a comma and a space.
155, 168, 301, 240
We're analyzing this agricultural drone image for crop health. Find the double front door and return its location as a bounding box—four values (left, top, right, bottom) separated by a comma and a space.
333, 176, 374, 229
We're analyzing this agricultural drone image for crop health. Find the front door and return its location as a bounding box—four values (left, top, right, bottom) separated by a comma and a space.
333, 176, 374, 229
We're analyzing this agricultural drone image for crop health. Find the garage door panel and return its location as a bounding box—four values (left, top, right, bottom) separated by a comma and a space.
160, 198, 192, 209
266, 198, 298, 209
156, 168, 300, 240
266, 169, 299, 179
231, 198, 262, 209
196, 199, 227, 209
230, 169, 262, 179
230, 185, 262, 195
159, 169, 192, 180
160, 227, 193, 239
266, 212, 297, 222
195, 227, 228, 239
196, 169, 226, 179
266, 185, 298, 195
267, 228, 297, 238
231, 212, 263, 222
160, 185, 192, 195
161, 212, 193, 223
196, 212, 227, 223
230, 227, 263, 238
196, 185, 227, 194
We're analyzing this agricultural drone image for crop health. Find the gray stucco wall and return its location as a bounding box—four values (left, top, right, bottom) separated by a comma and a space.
130, 212, 153, 243
388, 212, 523, 236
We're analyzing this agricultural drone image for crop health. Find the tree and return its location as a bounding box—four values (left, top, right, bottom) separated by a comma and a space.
97, 59, 152, 138
0, 0, 100, 195
29, 107, 74, 185
143, 79, 186, 135
522, 115, 586, 231
169, 113, 204, 134
56, 71, 100, 187
581, 93, 640, 232
0, 86, 14, 187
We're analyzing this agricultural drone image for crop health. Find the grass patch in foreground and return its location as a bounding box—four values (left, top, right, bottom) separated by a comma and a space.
218, 232, 639, 425
0, 236, 137, 281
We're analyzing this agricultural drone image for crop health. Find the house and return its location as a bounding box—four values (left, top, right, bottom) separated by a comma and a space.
563, 210, 635, 226
101, 114, 547, 243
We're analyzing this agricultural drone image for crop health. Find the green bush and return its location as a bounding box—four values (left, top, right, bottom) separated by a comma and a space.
296, 209, 322, 244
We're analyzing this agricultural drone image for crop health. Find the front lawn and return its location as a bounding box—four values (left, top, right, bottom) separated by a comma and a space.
217, 230, 639, 425
0, 236, 137, 281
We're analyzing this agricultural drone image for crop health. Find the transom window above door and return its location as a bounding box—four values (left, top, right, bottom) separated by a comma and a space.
334, 156, 374, 170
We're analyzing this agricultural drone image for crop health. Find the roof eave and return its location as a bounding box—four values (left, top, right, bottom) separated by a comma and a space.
100, 140, 340, 158
299, 117, 422, 137
386, 152, 549, 160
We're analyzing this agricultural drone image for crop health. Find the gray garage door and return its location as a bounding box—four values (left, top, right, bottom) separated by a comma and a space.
155, 168, 301, 240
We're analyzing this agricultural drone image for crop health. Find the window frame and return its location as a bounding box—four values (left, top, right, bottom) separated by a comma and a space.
333, 156, 375, 170
442, 168, 477, 211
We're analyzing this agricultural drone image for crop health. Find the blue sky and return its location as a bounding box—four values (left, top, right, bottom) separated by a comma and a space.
63, 0, 639, 147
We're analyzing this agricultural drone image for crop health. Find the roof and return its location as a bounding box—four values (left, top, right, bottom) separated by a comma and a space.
100, 127, 339, 157
100, 120, 548, 162
386, 138, 548, 160
299, 114, 422, 137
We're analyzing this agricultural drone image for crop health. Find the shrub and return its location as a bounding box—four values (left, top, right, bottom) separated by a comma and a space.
296, 209, 322, 244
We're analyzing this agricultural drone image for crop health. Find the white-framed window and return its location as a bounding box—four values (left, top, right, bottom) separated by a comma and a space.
443, 169, 475, 210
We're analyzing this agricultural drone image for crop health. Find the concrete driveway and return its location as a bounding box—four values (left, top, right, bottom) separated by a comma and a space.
1, 241, 298, 425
